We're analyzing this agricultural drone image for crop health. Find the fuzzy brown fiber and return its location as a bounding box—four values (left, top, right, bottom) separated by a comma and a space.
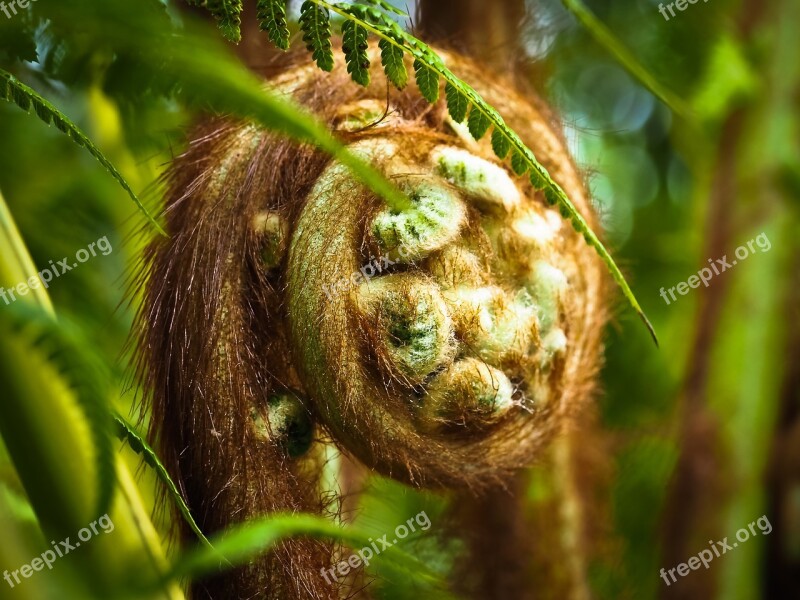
133, 42, 607, 599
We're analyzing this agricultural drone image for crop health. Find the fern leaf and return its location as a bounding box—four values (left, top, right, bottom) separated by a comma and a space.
467, 104, 490, 140
300, 1, 334, 72
0, 70, 165, 236
207, 0, 243, 43
342, 20, 371, 87
113, 414, 215, 549
257, 0, 290, 51
510, 151, 528, 176
413, 58, 439, 103
1, 304, 115, 516
445, 82, 469, 123
379, 38, 407, 89
491, 128, 510, 159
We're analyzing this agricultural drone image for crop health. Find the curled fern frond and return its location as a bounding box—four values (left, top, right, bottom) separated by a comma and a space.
299, 1, 334, 72
113, 413, 215, 549
0, 70, 166, 236
257, 0, 290, 51
196, 0, 656, 342
0, 303, 115, 516
306, 2, 658, 343
341, 20, 371, 86
206, 0, 244, 43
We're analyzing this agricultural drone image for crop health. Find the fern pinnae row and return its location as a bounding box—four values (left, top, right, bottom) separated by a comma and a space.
0, 70, 166, 237
113, 413, 217, 550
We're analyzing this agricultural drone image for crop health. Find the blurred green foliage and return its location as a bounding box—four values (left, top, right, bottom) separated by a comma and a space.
0, 0, 797, 598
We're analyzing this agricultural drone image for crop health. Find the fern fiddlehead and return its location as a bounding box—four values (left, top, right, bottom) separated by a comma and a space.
138, 39, 608, 597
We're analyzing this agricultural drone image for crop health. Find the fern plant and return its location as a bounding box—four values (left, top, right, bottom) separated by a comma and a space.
0, 69, 165, 235
199, 0, 657, 342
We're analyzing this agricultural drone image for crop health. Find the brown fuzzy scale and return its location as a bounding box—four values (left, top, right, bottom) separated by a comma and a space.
133, 42, 607, 599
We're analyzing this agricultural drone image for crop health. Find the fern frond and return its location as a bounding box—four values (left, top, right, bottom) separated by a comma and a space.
342, 20, 371, 86
299, 1, 334, 72
113, 413, 215, 549
413, 58, 439, 103
379, 38, 407, 89
0, 70, 165, 236
1, 303, 115, 515
207, 0, 244, 43
257, 0, 290, 50
445, 82, 468, 124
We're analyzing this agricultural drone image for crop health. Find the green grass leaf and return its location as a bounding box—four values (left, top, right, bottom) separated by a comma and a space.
300, 0, 334, 72
0, 70, 165, 236
379, 37, 407, 89
257, 0, 290, 51
342, 20, 371, 86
